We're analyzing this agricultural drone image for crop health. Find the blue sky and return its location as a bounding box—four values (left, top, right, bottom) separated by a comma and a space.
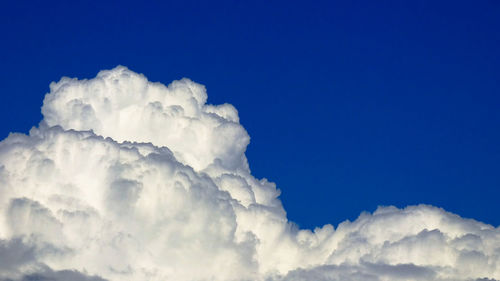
0, 0, 499, 229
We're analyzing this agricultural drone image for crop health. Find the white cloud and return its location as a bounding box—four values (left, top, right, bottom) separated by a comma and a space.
0, 66, 499, 281
41, 66, 248, 172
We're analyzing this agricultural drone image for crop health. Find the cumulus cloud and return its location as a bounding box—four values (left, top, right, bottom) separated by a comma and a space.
0, 66, 499, 281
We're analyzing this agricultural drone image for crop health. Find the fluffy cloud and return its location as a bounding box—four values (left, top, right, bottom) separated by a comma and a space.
0, 66, 499, 281
41, 67, 248, 172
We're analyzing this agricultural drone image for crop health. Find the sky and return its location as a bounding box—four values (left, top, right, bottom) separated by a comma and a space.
1, 2, 500, 280
1, 0, 499, 232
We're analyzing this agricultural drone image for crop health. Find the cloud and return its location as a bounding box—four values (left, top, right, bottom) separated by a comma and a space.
0, 238, 106, 281
41, 66, 249, 172
0, 66, 499, 280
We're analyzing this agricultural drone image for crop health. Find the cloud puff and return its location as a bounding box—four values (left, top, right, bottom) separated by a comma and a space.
0, 66, 499, 281
41, 66, 248, 172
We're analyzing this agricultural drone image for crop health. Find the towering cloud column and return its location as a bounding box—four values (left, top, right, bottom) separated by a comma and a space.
0, 67, 499, 281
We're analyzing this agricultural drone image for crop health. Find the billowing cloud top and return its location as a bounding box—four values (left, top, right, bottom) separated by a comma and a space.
0, 66, 499, 281
41, 66, 249, 172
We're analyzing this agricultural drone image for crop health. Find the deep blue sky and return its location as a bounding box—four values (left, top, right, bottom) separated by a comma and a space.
1, 0, 499, 228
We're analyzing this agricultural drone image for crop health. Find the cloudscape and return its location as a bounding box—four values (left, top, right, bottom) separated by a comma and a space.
0, 66, 499, 281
